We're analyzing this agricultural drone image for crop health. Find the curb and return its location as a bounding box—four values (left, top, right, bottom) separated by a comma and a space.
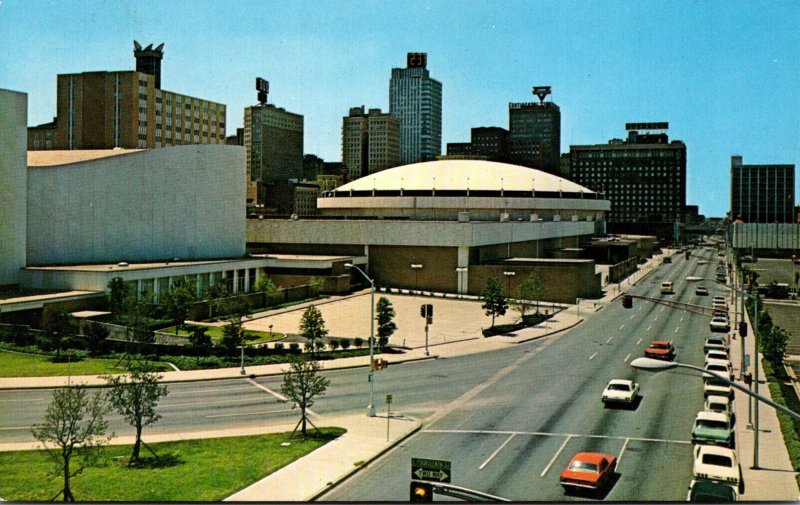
514, 317, 584, 344
308, 417, 424, 501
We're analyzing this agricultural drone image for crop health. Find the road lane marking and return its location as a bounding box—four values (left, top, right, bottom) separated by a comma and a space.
606, 337, 613, 344
624, 353, 631, 362
654, 315, 659, 322
422, 429, 691, 445
646, 325, 652, 332
206, 408, 295, 418
660, 306, 665, 312
166, 397, 265, 408
0, 426, 30, 431
589, 352, 598, 360
675, 327, 680, 334
619, 324, 625, 330
617, 438, 631, 466
479, 434, 516, 470
541, 435, 572, 477
680, 317, 684, 322
248, 378, 319, 418
169, 386, 254, 396
629, 315, 634, 320
637, 338, 643, 345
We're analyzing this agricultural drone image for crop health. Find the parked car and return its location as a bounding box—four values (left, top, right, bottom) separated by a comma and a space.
663, 256, 672, 264
705, 350, 730, 364
712, 309, 728, 320
691, 410, 735, 448
601, 379, 639, 406
705, 395, 735, 424
704, 337, 728, 353
710, 317, 731, 333
704, 376, 734, 400
693, 445, 743, 494
644, 340, 676, 361
705, 359, 734, 381
696, 287, 709, 296
687, 478, 739, 502
559, 452, 617, 492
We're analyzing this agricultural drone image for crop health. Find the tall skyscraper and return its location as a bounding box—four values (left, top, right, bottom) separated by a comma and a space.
389, 52, 442, 165
730, 155, 795, 223
342, 106, 400, 181
244, 103, 304, 208
28, 41, 226, 150
508, 87, 561, 173
570, 122, 686, 243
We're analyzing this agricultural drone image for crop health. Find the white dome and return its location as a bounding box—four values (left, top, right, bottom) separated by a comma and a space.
335, 160, 593, 194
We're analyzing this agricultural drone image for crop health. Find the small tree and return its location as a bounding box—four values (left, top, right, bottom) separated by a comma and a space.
104, 361, 169, 465
354, 337, 364, 349
31, 385, 112, 502
42, 309, 73, 361
160, 277, 196, 334
340, 339, 351, 351
762, 326, 789, 362
299, 305, 328, 353
84, 323, 110, 356
188, 325, 213, 354
253, 276, 280, 298
328, 339, 339, 351
107, 277, 129, 321
375, 297, 397, 349
514, 272, 545, 319
280, 355, 330, 438
481, 277, 508, 328
219, 297, 250, 356
121, 290, 156, 355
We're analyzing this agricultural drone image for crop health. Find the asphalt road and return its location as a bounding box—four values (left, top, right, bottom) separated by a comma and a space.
0, 253, 729, 501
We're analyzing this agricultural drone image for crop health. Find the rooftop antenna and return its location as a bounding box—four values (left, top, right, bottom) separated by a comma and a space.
256, 77, 269, 105
532, 86, 552, 104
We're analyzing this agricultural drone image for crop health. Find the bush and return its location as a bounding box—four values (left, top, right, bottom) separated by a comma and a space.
328, 339, 339, 351
354, 337, 364, 349
340, 339, 351, 350
273, 342, 284, 351
290, 343, 300, 351
762, 358, 800, 486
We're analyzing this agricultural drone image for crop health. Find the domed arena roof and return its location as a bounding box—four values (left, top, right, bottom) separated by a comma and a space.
334, 160, 594, 194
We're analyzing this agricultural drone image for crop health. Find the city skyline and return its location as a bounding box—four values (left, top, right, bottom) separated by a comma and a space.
2, 0, 798, 218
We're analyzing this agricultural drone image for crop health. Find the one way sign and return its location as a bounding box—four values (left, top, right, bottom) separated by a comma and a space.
411, 458, 451, 483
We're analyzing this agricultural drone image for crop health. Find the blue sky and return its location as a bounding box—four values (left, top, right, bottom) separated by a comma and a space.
2, 0, 798, 218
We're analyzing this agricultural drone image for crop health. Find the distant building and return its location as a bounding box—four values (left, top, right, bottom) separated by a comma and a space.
316, 174, 344, 192
389, 53, 442, 164
342, 106, 400, 180
446, 127, 508, 162
303, 154, 325, 181
28, 41, 226, 151
570, 122, 687, 244
244, 103, 304, 209
508, 99, 561, 173
730, 155, 795, 223
0, 89, 27, 288
226, 128, 244, 146
292, 182, 320, 217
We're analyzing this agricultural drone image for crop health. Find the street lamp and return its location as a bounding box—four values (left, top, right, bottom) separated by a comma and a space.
344, 263, 377, 417
411, 264, 423, 296
630, 357, 800, 423
502, 271, 516, 296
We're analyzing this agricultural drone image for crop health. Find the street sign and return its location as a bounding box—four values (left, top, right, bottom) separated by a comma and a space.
386, 394, 393, 404
411, 458, 451, 483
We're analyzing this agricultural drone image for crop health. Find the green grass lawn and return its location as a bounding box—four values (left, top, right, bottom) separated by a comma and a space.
0, 350, 171, 378
160, 324, 284, 345
0, 428, 345, 501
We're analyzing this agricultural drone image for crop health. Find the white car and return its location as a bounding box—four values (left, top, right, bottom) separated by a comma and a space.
693, 445, 743, 493
704, 377, 734, 400
687, 479, 739, 502
705, 395, 734, 419
710, 317, 731, 332
601, 379, 639, 406
706, 349, 729, 362
705, 359, 734, 381
712, 296, 726, 305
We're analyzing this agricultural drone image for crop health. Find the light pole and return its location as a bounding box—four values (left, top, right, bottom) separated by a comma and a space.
238, 328, 246, 375
502, 271, 516, 296
456, 267, 468, 296
411, 264, 423, 296
630, 357, 800, 423
344, 263, 377, 417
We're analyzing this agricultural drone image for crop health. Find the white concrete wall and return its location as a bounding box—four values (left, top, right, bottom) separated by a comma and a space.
27, 145, 245, 265
0, 89, 27, 286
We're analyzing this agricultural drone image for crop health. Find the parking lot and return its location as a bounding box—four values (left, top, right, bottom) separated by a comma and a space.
243, 292, 522, 349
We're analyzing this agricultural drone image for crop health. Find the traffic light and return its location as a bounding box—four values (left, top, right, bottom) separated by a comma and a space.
420, 305, 426, 317
739, 321, 748, 337
426, 304, 433, 318
622, 295, 633, 309
410, 481, 433, 502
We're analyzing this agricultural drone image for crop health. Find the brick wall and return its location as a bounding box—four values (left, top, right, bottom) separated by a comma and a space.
369, 245, 458, 292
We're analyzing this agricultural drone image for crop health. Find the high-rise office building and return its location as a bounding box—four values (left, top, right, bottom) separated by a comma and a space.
570, 122, 686, 242
447, 127, 509, 162
389, 53, 442, 165
244, 103, 304, 208
730, 156, 795, 223
508, 89, 561, 173
342, 106, 400, 181
28, 41, 226, 150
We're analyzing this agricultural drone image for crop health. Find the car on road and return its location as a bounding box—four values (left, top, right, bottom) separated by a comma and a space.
712, 309, 728, 319
704, 376, 734, 400
660, 281, 674, 294
704, 337, 728, 353
559, 452, 617, 492
687, 478, 739, 502
705, 359, 734, 381
663, 256, 672, 264
693, 445, 743, 494
697, 260, 709, 265
691, 410, 735, 448
696, 286, 709, 296
601, 379, 639, 406
710, 317, 731, 333
705, 395, 735, 423
644, 340, 676, 361
712, 296, 725, 304
705, 350, 730, 364
741, 255, 757, 263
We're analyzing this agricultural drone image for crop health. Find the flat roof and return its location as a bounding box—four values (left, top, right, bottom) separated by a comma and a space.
501, 257, 594, 264
25, 259, 252, 273
28, 149, 145, 167
0, 290, 99, 307
257, 254, 355, 262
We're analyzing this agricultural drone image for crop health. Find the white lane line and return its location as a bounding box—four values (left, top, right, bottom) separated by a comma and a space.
637, 338, 643, 345
589, 352, 598, 360
675, 327, 680, 334
206, 408, 295, 419
422, 429, 691, 445
660, 306, 665, 312
541, 435, 573, 477
248, 378, 319, 418
624, 353, 631, 362
629, 315, 635, 320
0, 426, 30, 431
606, 337, 613, 344
617, 438, 631, 466
646, 325, 652, 332
479, 434, 516, 470
169, 386, 254, 396
680, 316, 684, 322
619, 324, 625, 330
654, 315, 659, 322
167, 397, 264, 408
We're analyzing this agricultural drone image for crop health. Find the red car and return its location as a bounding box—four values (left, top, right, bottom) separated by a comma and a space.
644, 340, 675, 361
560, 452, 617, 492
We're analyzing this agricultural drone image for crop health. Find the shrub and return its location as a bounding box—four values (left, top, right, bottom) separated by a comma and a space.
354, 337, 364, 349
328, 339, 339, 351
340, 339, 351, 350
290, 343, 300, 351
273, 342, 284, 351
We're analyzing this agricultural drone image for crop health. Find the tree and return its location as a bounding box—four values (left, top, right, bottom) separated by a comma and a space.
513, 272, 545, 319
103, 361, 169, 465
481, 277, 508, 328
375, 296, 397, 349
188, 325, 213, 354
762, 326, 789, 362
219, 297, 250, 356
253, 276, 280, 298
42, 309, 73, 361
280, 355, 330, 438
31, 385, 112, 501
121, 290, 155, 356
107, 277, 129, 321
299, 305, 328, 353
84, 323, 110, 356
160, 277, 196, 334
